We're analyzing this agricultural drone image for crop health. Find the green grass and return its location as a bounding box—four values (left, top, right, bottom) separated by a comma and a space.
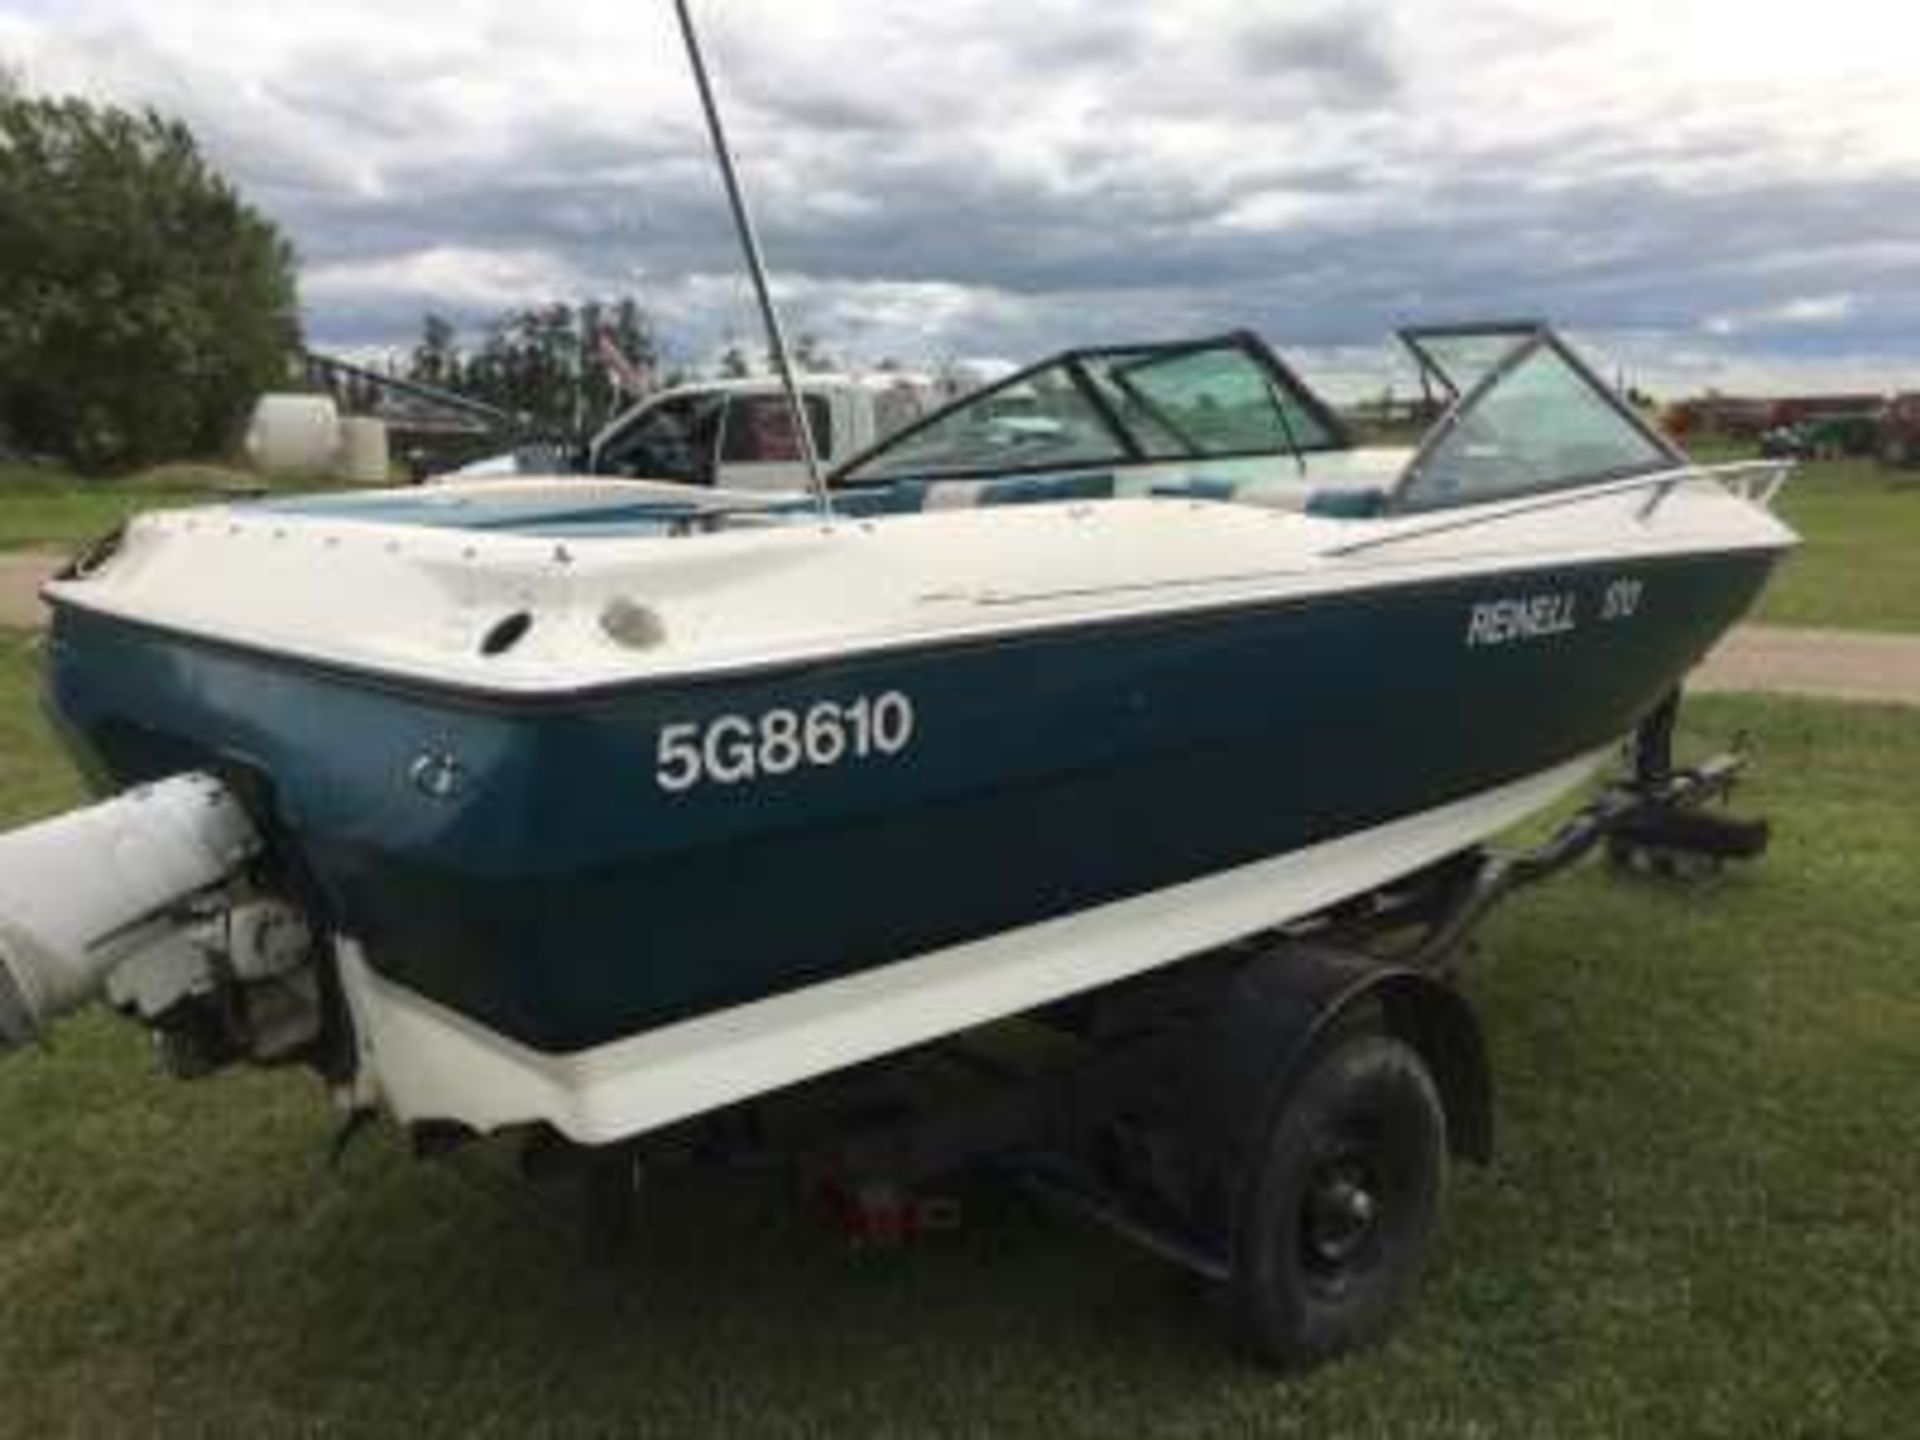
0, 635, 1914, 1434
1758, 457, 1920, 632
0, 463, 345, 555
0, 630, 83, 823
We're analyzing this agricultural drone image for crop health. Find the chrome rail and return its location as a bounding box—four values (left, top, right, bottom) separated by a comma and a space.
1320, 459, 1794, 559
1702, 457, 1794, 507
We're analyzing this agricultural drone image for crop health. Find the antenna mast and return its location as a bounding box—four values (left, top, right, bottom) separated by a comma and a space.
673, 0, 832, 521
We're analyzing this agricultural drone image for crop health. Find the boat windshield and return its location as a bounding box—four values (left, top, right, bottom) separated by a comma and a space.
839, 361, 1125, 481
834, 335, 1346, 485
1085, 347, 1335, 459
1401, 325, 1536, 397
1396, 326, 1683, 511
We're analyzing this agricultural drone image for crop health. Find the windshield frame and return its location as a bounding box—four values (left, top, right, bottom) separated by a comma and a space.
1398, 319, 1549, 399
1389, 323, 1689, 514
829, 330, 1351, 487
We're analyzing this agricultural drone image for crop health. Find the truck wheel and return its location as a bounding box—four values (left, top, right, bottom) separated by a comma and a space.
1229, 1033, 1446, 1369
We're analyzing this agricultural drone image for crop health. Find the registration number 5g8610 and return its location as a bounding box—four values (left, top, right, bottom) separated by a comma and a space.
655, 692, 916, 793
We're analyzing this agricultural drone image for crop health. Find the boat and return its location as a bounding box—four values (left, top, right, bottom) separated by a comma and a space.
0, 3, 1802, 1367
2, 319, 1794, 1144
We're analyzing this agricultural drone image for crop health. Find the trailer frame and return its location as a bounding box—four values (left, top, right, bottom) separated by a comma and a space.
447, 689, 1766, 1368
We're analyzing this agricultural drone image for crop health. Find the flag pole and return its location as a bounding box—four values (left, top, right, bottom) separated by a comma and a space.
673, 0, 832, 521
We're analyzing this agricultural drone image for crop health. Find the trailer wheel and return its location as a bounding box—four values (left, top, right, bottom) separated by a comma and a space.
1230, 1033, 1446, 1369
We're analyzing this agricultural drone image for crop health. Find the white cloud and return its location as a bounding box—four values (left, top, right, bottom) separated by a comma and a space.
1704, 294, 1857, 337
5, 0, 1920, 390
303, 247, 593, 312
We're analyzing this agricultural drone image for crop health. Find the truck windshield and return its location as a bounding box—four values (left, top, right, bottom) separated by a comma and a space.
594, 394, 724, 484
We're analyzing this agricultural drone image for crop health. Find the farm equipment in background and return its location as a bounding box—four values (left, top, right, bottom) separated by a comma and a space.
1877, 393, 1920, 468
1758, 410, 1883, 461
1670, 391, 1906, 463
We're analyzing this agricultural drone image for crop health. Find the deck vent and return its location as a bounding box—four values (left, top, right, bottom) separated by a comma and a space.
480, 610, 534, 657
601, 598, 666, 650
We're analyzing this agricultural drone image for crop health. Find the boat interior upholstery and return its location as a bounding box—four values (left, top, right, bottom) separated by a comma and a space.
257, 448, 1410, 541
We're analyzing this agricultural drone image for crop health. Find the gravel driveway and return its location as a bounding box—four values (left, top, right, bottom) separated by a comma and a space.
0, 550, 60, 629
1691, 625, 1920, 707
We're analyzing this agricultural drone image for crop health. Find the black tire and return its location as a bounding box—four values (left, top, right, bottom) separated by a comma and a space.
1229, 1033, 1447, 1370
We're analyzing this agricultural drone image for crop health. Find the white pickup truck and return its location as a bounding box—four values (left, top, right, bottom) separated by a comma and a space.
453, 373, 949, 491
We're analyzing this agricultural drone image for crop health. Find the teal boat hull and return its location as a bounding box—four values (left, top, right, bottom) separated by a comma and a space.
44, 547, 1777, 1054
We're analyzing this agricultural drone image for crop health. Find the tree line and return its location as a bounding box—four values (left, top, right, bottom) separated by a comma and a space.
0, 75, 300, 472
398, 308, 840, 440
0, 73, 860, 472
403, 300, 662, 440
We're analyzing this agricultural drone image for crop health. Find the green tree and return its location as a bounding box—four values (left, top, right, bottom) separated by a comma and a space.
0, 88, 301, 471
410, 313, 460, 390
445, 297, 661, 439
793, 332, 835, 373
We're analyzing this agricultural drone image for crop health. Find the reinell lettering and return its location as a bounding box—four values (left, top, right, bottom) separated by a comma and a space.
1466, 592, 1577, 647
1466, 578, 1643, 648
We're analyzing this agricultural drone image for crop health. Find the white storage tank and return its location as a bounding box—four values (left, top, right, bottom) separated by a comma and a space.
244, 394, 341, 477
339, 416, 391, 484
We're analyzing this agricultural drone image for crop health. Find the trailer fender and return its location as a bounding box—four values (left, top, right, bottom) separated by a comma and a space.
1188, 942, 1493, 1177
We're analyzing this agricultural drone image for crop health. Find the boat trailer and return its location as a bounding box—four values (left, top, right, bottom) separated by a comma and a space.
0, 686, 1768, 1369
458, 690, 1769, 1369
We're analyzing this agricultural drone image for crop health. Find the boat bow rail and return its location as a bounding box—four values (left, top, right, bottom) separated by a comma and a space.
1319, 460, 1795, 559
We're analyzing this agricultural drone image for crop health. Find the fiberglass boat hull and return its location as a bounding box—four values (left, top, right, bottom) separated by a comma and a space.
45, 544, 1776, 1056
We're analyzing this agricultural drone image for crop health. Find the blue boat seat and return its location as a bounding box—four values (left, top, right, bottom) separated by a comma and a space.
1147, 477, 1241, 503
829, 482, 930, 518
1303, 486, 1388, 518
842, 472, 1117, 513
974, 471, 1115, 506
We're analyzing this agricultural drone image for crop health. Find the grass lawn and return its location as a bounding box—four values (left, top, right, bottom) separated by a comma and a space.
0, 463, 339, 555
0, 627, 1913, 1434
1758, 457, 1920, 632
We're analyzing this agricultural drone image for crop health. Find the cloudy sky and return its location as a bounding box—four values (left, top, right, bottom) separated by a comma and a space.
5, 0, 1918, 396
